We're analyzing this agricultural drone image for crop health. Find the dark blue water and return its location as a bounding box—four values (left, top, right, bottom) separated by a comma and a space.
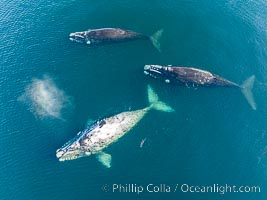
0, 0, 266, 199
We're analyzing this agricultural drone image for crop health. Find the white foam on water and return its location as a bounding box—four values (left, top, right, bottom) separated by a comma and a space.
96, 152, 112, 168
19, 76, 71, 119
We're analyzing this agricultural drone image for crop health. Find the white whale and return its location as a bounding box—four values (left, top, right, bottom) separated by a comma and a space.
56, 85, 174, 168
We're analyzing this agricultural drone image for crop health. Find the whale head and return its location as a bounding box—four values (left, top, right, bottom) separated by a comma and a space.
56, 135, 91, 161
144, 65, 175, 83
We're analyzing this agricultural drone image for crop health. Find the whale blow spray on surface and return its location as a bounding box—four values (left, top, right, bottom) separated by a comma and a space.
19, 76, 71, 119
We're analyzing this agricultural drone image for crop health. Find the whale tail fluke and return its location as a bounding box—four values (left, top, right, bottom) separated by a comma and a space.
241, 75, 256, 110
148, 85, 174, 112
150, 29, 163, 52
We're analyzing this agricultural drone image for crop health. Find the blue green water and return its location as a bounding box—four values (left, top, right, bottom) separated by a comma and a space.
0, 0, 267, 199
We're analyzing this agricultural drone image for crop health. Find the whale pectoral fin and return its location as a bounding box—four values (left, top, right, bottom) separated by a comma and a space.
96, 151, 112, 168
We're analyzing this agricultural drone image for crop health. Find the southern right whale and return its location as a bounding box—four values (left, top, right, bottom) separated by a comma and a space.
56, 85, 174, 168
69, 28, 163, 52
144, 65, 256, 110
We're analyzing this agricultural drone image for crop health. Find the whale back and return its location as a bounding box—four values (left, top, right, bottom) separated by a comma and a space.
86, 28, 148, 42
171, 67, 239, 87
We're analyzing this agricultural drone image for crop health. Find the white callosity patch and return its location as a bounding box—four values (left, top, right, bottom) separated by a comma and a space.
19, 76, 71, 119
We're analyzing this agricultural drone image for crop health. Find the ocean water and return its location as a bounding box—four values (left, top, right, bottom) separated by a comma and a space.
0, 0, 267, 199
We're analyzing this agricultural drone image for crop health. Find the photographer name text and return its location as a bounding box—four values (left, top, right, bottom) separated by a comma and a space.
102, 183, 261, 195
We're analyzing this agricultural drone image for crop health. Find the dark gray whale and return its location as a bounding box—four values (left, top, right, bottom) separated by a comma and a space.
69, 28, 163, 51
144, 65, 256, 110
